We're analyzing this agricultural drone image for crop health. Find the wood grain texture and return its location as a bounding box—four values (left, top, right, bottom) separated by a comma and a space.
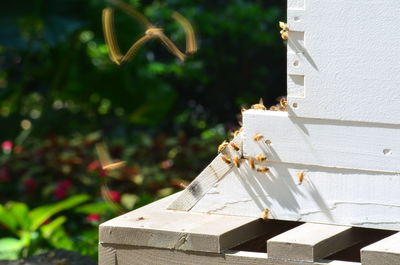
267, 223, 362, 262
104, 244, 360, 265
361, 232, 400, 265
168, 133, 243, 211
190, 159, 400, 230
287, 0, 400, 125
100, 192, 271, 253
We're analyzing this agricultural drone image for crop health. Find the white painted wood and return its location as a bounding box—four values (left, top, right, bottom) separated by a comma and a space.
103, 245, 361, 265
287, 0, 400, 125
100, 192, 271, 253
190, 160, 400, 230
361, 232, 400, 265
168, 133, 242, 211
243, 110, 400, 173
267, 223, 361, 262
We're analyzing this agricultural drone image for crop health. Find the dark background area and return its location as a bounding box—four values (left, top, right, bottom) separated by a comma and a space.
0, 0, 286, 260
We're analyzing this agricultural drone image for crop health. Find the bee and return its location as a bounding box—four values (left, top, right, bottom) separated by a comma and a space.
232, 128, 242, 138
262, 208, 269, 220
279, 21, 289, 40
218, 140, 229, 153
233, 156, 240, 167
297, 171, 305, 184
251, 98, 267, 110
253, 134, 263, 141
248, 157, 255, 169
96, 142, 126, 171
280, 97, 288, 108
221, 154, 231, 164
255, 155, 267, 162
102, 0, 197, 64
257, 167, 269, 173
230, 142, 240, 151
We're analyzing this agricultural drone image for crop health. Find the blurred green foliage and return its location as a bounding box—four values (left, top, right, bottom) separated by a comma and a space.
0, 0, 285, 260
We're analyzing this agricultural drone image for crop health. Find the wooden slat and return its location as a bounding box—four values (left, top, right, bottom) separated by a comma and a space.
168, 133, 242, 211
100, 192, 270, 253
98, 243, 116, 265
361, 232, 400, 265
101, 244, 360, 265
267, 223, 362, 262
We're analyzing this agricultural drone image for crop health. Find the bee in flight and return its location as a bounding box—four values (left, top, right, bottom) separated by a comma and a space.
102, 0, 197, 64
96, 142, 126, 170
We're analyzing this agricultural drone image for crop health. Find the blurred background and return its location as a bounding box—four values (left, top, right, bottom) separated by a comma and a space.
0, 0, 285, 260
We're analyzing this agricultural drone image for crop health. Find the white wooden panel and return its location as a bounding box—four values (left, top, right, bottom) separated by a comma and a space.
243, 110, 400, 173
287, 0, 400, 124
267, 223, 360, 262
168, 133, 242, 211
190, 160, 400, 230
361, 232, 400, 265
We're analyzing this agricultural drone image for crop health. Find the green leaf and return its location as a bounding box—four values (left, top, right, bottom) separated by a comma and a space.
0, 205, 18, 233
29, 194, 90, 231
44, 226, 73, 250
74, 202, 111, 215
121, 194, 138, 210
40, 216, 66, 239
8, 202, 30, 231
0, 238, 23, 260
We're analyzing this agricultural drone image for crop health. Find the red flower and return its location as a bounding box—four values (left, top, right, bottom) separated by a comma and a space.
108, 190, 121, 204
86, 214, 101, 223
160, 159, 173, 169
86, 160, 101, 172
54, 180, 72, 200
23, 178, 37, 193
0, 168, 10, 182
1, 140, 12, 152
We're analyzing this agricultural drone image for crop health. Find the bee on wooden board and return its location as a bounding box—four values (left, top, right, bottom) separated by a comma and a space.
218, 140, 229, 153
297, 171, 306, 185
253, 133, 263, 141
248, 157, 255, 169
254, 154, 267, 162
233, 156, 240, 168
102, 0, 197, 64
230, 142, 240, 151
251, 98, 267, 110
279, 21, 289, 40
262, 208, 269, 220
221, 154, 231, 164
231, 127, 242, 138
257, 167, 269, 173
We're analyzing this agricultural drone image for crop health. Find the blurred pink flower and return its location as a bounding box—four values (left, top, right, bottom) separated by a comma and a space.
86, 214, 101, 223
54, 180, 72, 200
1, 140, 12, 152
108, 190, 121, 204
23, 178, 37, 193
0, 168, 10, 182
86, 160, 101, 172
160, 159, 173, 169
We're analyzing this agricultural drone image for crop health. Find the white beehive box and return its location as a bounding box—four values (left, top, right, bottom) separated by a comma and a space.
100, 1, 400, 264
169, 0, 400, 231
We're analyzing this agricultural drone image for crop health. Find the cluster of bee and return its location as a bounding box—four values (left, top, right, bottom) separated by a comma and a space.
218, 132, 269, 174
279, 21, 289, 40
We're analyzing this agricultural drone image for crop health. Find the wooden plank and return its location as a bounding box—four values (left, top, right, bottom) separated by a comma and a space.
361, 232, 400, 265
98, 243, 116, 265
243, 110, 400, 173
267, 223, 362, 262
190, 160, 400, 230
168, 133, 242, 211
100, 192, 271, 253
286, 0, 400, 125
101, 244, 360, 265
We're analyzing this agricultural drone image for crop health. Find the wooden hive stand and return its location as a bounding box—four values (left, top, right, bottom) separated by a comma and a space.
100, 0, 400, 264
